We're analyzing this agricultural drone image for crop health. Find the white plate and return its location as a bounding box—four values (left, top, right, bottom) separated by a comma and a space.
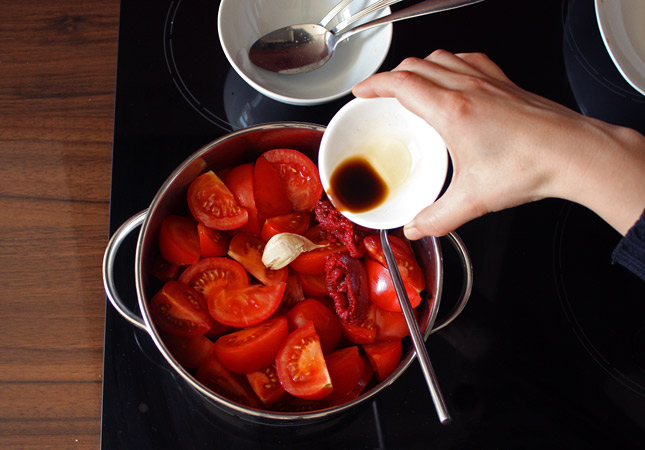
595, 0, 645, 95
218, 0, 392, 106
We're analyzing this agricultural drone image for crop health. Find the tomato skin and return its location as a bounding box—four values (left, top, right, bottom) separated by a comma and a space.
375, 305, 415, 341
158, 215, 201, 265
340, 302, 376, 344
262, 148, 323, 212
150, 256, 180, 283
188, 171, 248, 230
196, 354, 261, 408
179, 257, 250, 298
275, 321, 332, 400
208, 282, 286, 328
246, 365, 285, 408
162, 333, 216, 369
365, 259, 422, 312
279, 272, 305, 312
323, 346, 365, 404
297, 273, 328, 299
286, 299, 342, 353
261, 211, 310, 242
197, 223, 229, 257
227, 232, 289, 286
363, 234, 425, 293
149, 281, 213, 338
289, 241, 346, 275
220, 163, 261, 235
214, 317, 289, 374
362, 339, 402, 381
253, 154, 292, 226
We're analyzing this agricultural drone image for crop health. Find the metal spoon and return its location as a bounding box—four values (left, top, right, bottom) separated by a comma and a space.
380, 229, 451, 424
248, 0, 484, 74
319, 0, 355, 28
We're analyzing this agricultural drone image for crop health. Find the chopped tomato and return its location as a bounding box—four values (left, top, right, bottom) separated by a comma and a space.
253, 154, 292, 226
162, 333, 215, 368
362, 339, 402, 381
261, 211, 310, 242
220, 162, 261, 235
178, 257, 249, 298
196, 354, 261, 408
158, 215, 200, 265
363, 234, 425, 293
365, 259, 422, 312
188, 171, 248, 230
275, 321, 332, 400
323, 346, 365, 404
297, 273, 328, 299
289, 241, 346, 275
149, 281, 213, 337
150, 255, 181, 283
246, 365, 285, 408
279, 272, 305, 311
207, 282, 286, 328
197, 223, 229, 257
340, 302, 376, 344
262, 149, 323, 212
205, 320, 234, 339
227, 232, 288, 286
286, 299, 342, 353
375, 305, 415, 340
214, 317, 289, 374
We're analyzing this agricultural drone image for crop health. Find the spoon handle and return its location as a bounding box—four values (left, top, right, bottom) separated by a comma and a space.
332, 0, 405, 34
379, 229, 451, 425
319, 0, 355, 28
340, 0, 484, 41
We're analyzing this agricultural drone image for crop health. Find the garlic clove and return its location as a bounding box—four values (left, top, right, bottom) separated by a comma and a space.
262, 233, 326, 270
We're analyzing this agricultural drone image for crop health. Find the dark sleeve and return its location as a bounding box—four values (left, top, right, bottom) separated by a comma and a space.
612, 209, 645, 280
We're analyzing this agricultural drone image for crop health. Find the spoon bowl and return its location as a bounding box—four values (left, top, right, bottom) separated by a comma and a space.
250, 0, 485, 74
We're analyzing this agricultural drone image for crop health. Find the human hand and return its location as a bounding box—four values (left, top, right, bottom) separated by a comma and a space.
353, 50, 645, 238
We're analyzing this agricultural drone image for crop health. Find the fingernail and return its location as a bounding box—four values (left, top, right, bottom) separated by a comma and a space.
403, 224, 422, 240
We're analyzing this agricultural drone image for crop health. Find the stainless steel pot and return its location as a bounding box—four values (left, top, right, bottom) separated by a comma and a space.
102, 122, 473, 425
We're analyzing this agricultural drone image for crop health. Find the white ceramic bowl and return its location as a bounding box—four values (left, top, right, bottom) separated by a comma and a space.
217, 0, 393, 106
319, 98, 449, 230
595, 0, 645, 96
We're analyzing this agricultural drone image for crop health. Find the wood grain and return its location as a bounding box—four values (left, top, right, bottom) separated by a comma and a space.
0, 1, 119, 448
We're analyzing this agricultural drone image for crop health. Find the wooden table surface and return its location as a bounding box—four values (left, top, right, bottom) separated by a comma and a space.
1, 1, 120, 448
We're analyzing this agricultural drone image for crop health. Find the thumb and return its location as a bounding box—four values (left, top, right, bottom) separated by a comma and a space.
403, 186, 480, 239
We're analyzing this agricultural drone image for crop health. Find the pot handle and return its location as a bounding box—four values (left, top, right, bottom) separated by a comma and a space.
102, 209, 149, 332
430, 231, 473, 333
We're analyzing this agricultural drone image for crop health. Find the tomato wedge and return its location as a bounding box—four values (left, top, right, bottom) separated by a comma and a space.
260, 211, 310, 242
286, 299, 342, 353
162, 333, 216, 368
158, 215, 200, 265
179, 257, 250, 298
214, 316, 289, 374
375, 305, 416, 340
275, 321, 332, 400
220, 162, 261, 235
365, 259, 422, 312
188, 170, 248, 230
262, 149, 323, 212
149, 281, 213, 337
297, 273, 328, 299
197, 223, 229, 257
246, 365, 285, 408
227, 232, 289, 286
253, 154, 292, 226
362, 339, 402, 381
323, 346, 365, 404
363, 234, 425, 293
340, 302, 376, 344
196, 354, 261, 408
207, 282, 286, 328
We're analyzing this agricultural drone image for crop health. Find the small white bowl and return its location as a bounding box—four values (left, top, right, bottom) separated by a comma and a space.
319, 98, 449, 230
595, 0, 645, 96
217, 0, 393, 106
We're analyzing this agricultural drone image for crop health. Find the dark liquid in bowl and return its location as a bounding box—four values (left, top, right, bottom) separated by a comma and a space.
328, 157, 388, 213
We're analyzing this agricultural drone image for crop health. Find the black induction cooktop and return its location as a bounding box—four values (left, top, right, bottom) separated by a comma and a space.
102, 0, 645, 448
